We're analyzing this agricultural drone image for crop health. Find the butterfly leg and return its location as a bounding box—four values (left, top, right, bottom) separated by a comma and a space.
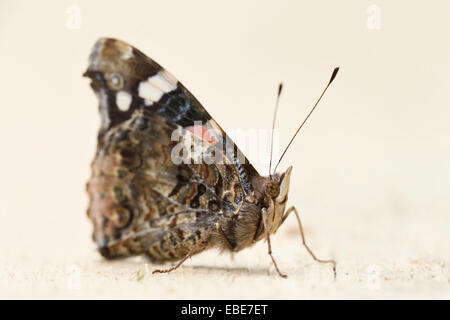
261, 207, 288, 278
282, 206, 336, 279
152, 226, 215, 275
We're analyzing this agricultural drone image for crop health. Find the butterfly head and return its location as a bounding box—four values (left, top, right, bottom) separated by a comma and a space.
263, 166, 292, 234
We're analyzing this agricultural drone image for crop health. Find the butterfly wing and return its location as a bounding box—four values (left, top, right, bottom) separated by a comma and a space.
84, 38, 258, 261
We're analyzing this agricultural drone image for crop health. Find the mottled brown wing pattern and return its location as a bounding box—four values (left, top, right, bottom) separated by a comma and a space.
85, 38, 259, 262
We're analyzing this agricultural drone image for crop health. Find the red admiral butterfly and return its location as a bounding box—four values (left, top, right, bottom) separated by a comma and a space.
84, 38, 338, 278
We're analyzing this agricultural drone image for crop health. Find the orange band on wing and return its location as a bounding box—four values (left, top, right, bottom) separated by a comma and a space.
185, 124, 219, 145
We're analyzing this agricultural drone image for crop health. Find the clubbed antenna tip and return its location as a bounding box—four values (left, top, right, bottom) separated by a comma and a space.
278, 83, 283, 95
329, 67, 339, 84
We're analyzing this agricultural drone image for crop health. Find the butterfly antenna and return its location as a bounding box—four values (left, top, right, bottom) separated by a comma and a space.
269, 83, 283, 179
273, 67, 339, 174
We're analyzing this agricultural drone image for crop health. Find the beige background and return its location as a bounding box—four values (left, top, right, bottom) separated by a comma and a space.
0, 0, 449, 299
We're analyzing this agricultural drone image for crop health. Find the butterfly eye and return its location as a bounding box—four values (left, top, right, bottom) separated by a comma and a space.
264, 180, 280, 198
109, 73, 124, 90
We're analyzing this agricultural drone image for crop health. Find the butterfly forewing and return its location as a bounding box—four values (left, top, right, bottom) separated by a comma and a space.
85, 38, 259, 261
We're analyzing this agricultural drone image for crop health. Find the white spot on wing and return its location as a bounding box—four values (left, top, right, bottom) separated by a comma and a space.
138, 70, 178, 105
116, 91, 132, 111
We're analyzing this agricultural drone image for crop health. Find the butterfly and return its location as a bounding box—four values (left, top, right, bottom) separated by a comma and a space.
84, 38, 338, 278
